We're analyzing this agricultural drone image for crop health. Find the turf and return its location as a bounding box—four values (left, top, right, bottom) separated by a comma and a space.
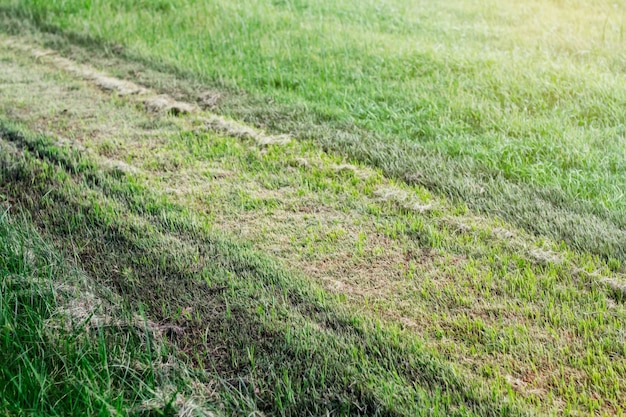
0, 41, 624, 415
1, 0, 625, 261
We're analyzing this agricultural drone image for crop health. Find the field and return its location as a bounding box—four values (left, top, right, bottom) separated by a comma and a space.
0, 0, 624, 416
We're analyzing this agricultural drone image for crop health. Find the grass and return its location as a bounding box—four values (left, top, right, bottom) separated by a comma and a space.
0, 209, 223, 416
0, 39, 624, 415
0, 125, 523, 416
0, 0, 625, 261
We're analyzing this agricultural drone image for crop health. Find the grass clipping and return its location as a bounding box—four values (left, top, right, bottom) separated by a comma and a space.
1, 36, 291, 147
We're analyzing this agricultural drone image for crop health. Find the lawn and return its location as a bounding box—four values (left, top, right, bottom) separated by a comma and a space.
0, 1, 625, 416
4, 0, 626, 261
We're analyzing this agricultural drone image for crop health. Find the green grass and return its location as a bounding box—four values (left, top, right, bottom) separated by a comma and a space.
0, 43, 624, 415
1, 4, 626, 415
0, 209, 220, 416
0, 121, 527, 416
1, 0, 625, 260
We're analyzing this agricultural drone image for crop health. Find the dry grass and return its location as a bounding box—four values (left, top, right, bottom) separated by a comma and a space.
374, 186, 436, 214
2, 36, 292, 146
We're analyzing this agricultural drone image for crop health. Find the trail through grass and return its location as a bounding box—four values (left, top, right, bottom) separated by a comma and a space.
1, 0, 625, 261
0, 38, 624, 415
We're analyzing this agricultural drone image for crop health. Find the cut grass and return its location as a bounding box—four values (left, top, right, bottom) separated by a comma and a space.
0, 0, 624, 261
0, 41, 624, 415
0, 126, 525, 417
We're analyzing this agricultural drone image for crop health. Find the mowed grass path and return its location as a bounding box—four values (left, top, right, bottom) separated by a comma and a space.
2, 0, 626, 261
0, 39, 624, 415
0, 45, 524, 416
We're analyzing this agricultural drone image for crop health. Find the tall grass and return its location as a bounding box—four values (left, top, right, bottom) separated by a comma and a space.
0, 210, 183, 416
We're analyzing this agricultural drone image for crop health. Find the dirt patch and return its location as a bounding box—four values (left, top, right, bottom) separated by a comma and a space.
330, 163, 373, 180
198, 91, 222, 110
528, 247, 563, 266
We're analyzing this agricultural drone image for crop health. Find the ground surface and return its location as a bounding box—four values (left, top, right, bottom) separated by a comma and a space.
0, 2, 625, 416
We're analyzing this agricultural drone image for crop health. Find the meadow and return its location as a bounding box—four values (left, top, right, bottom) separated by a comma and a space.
0, 0, 625, 416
